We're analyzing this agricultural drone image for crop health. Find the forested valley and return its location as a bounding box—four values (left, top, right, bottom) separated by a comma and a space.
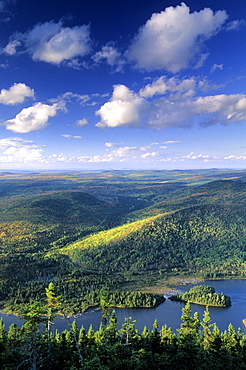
1, 169, 246, 314
1, 169, 246, 368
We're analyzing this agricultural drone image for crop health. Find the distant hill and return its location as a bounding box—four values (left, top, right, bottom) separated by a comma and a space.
0, 189, 155, 253
123, 179, 246, 222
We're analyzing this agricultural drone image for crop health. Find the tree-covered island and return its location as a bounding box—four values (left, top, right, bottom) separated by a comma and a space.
169, 285, 231, 307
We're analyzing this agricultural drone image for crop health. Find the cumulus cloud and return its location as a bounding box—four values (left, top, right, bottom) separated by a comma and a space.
147, 92, 246, 129
4, 102, 63, 133
4, 20, 91, 65
96, 84, 149, 128
140, 76, 197, 98
92, 45, 125, 71
127, 2, 227, 72
0, 137, 44, 163
194, 94, 246, 125
3, 146, 43, 162
97, 76, 246, 130
0, 83, 34, 105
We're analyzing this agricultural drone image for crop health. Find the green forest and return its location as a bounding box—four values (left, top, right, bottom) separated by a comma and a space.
1, 295, 246, 370
1, 169, 246, 367
1, 169, 246, 313
169, 285, 231, 307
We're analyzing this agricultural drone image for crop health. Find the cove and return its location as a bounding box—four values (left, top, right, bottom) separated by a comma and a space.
1, 279, 246, 333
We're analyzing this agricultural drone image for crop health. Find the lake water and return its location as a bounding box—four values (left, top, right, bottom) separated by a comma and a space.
1, 279, 246, 333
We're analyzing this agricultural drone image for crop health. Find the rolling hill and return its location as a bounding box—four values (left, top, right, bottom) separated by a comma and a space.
1, 171, 246, 313
52, 180, 246, 278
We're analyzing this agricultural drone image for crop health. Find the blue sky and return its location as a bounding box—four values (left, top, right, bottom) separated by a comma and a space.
0, 0, 246, 170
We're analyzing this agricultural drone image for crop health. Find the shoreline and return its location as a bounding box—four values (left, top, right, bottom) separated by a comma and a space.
0, 276, 242, 318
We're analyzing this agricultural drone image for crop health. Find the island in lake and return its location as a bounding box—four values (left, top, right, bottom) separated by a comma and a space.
169, 285, 231, 307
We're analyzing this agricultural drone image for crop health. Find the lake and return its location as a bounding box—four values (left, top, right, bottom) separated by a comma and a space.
1, 279, 246, 334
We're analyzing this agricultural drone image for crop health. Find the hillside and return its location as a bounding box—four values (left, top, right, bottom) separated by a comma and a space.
54, 201, 246, 278
1, 171, 246, 313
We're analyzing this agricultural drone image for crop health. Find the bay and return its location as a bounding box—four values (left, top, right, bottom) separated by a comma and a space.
1, 279, 246, 333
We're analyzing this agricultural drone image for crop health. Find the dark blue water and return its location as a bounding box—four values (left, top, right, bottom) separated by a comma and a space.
1, 280, 246, 333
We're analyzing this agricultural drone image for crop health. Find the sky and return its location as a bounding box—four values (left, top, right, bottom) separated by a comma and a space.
0, 0, 246, 171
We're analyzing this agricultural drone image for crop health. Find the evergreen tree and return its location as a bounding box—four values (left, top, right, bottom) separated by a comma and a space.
20, 301, 47, 370
120, 317, 139, 346
105, 309, 119, 344
174, 303, 201, 369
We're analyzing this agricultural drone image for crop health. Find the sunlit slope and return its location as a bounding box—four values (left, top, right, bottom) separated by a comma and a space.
53, 213, 164, 261
54, 201, 246, 275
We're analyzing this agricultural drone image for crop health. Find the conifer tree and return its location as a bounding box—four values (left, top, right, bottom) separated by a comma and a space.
105, 309, 119, 345
20, 301, 47, 370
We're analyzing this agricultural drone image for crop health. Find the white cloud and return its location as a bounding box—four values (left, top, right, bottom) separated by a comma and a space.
4, 102, 63, 133
93, 45, 125, 71
226, 20, 245, 31
47, 153, 72, 162
3, 146, 43, 162
0, 137, 39, 149
95, 76, 246, 131
3, 40, 21, 55
162, 140, 181, 144
140, 76, 169, 98
194, 94, 246, 125
32, 25, 91, 64
141, 151, 158, 159
0, 83, 34, 105
76, 118, 88, 126
96, 84, 149, 128
224, 155, 246, 160
105, 142, 121, 147
147, 97, 195, 129
211, 64, 223, 73
146, 92, 246, 129
140, 76, 197, 98
183, 152, 211, 160
5, 20, 91, 65
78, 145, 154, 163
194, 53, 209, 69
127, 2, 227, 72
62, 134, 82, 139
0, 137, 44, 163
